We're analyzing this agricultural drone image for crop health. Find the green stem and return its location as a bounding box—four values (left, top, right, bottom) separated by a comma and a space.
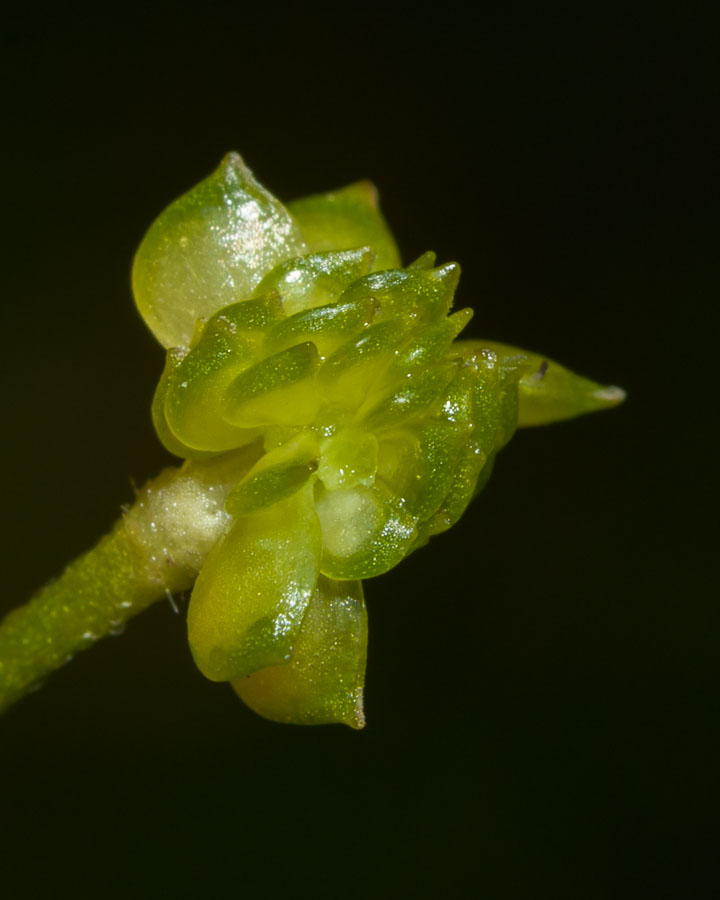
0, 451, 255, 713
0, 526, 169, 712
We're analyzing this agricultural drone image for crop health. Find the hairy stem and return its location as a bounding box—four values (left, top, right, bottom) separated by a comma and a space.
0, 450, 255, 713
0, 527, 170, 711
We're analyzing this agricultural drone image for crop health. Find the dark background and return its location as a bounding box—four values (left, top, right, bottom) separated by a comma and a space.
0, 6, 716, 898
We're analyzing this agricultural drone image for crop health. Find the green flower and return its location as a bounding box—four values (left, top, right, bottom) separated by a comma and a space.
131, 153, 624, 727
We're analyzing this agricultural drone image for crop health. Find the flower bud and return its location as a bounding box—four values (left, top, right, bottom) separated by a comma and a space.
133, 153, 625, 726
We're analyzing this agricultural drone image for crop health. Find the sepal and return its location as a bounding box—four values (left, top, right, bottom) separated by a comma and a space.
232, 576, 367, 728
187, 485, 321, 682
460, 340, 626, 426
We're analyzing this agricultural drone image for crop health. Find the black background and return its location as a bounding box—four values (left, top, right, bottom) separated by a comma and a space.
0, 6, 716, 898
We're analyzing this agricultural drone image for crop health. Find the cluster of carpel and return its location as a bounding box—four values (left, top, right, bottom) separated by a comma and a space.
154, 247, 521, 726
132, 153, 622, 727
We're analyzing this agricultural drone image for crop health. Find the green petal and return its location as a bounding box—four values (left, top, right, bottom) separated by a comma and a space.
187, 484, 321, 682
460, 340, 626, 426
133, 152, 306, 349
288, 181, 401, 271
232, 576, 367, 728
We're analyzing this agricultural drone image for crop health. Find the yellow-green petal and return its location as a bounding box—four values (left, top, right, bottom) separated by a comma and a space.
133, 152, 306, 349
288, 181, 401, 271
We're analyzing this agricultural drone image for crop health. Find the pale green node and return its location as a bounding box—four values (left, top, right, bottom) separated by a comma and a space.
288, 181, 401, 271
252, 248, 375, 317
133, 152, 307, 349
338, 263, 460, 324
222, 342, 321, 429
316, 430, 378, 491
316, 481, 417, 580
264, 294, 379, 357
232, 576, 367, 729
407, 250, 437, 270
461, 340, 626, 427
187, 485, 322, 683
226, 430, 320, 517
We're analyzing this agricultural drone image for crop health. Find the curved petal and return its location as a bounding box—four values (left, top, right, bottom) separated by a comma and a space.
133, 152, 306, 349
288, 181, 400, 271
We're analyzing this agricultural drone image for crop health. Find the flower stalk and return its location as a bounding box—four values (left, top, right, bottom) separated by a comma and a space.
0, 456, 245, 713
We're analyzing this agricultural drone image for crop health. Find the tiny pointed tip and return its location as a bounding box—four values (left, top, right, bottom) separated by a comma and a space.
343, 691, 366, 729
346, 711, 366, 730
592, 384, 627, 407
347, 180, 380, 209
219, 151, 255, 182
433, 261, 461, 282
222, 150, 244, 166
359, 246, 378, 273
